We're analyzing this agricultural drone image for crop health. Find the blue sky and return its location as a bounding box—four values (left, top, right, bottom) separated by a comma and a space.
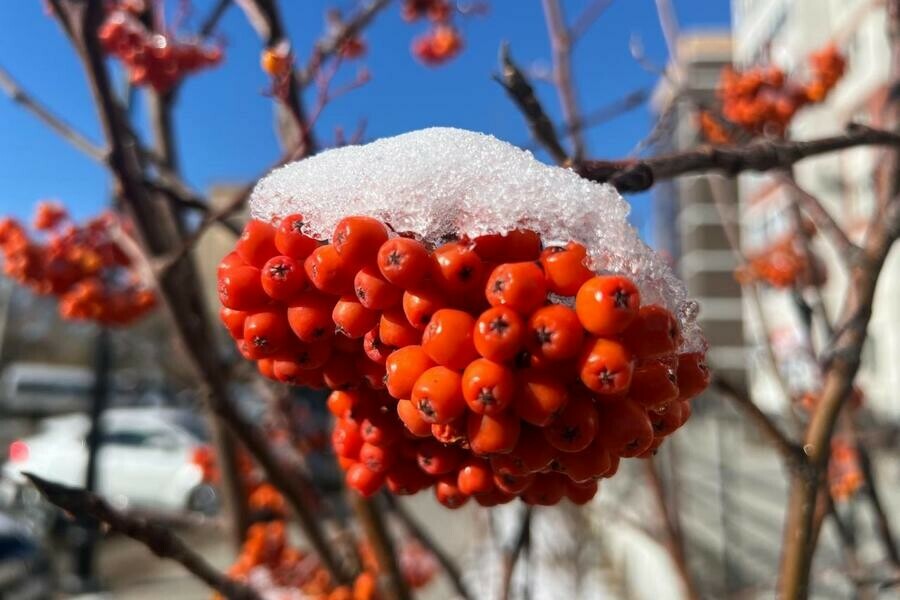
0, 1, 730, 241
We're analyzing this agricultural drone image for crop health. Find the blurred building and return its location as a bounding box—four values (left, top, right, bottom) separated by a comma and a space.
733, 0, 900, 418
652, 32, 746, 390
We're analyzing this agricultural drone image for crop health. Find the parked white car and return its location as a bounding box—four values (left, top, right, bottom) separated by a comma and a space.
2, 408, 216, 515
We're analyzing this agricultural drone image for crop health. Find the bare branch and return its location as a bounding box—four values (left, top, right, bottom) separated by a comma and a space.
542, 0, 586, 161
385, 496, 474, 600
712, 376, 805, 467
494, 44, 569, 165
776, 173, 860, 261
199, 0, 233, 38
570, 0, 614, 41
578, 125, 900, 193
0, 64, 107, 162
351, 496, 411, 600
644, 459, 700, 600
500, 507, 532, 600
299, 0, 392, 86
25, 473, 260, 600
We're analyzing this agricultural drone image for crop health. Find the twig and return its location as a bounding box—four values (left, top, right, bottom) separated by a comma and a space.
494, 44, 569, 165
570, 0, 614, 41
199, 0, 232, 38
299, 0, 392, 86
856, 442, 900, 567
25, 473, 260, 600
351, 495, 411, 600
645, 459, 700, 600
577, 124, 900, 193
712, 376, 804, 468
238, 0, 317, 156
500, 507, 532, 600
776, 173, 860, 261
653, 0, 681, 82
385, 496, 473, 600
0, 64, 107, 162
542, 0, 586, 162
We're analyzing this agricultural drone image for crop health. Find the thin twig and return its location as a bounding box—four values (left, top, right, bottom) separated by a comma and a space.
856, 442, 900, 567
570, 0, 614, 41
712, 376, 804, 467
776, 173, 860, 261
385, 496, 473, 600
199, 0, 232, 38
25, 473, 260, 600
542, 0, 587, 162
299, 0, 392, 86
494, 44, 569, 165
351, 495, 411, 600
644, 459, 700, 600
0, 64, 107, 162
500, 507, 532, 600
578, 124, 900, 193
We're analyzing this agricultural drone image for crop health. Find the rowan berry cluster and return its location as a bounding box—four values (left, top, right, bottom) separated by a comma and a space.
98, 5, 222, 93
735, 234, 827, 289
217, 215, 709, 508
404, 0, 463, 65
828, 437, 862, 502
0, 202, 155, 326
223, 483, 436, 599
702, 44, 846, 141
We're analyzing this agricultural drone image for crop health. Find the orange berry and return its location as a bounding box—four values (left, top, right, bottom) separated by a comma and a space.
332, 295, 379, 338
397, 399, 432, 437
473, 306, 525, 363
596, 400, 653, 458
676, 352, 710, 399
630, 359, 679, 408
515, 368, 569, 426
457, 458, 494, 495
565, 479, 599, 504
287, 292, 335, 342
471, 229, 542, 262
435, 474, 469, 509
304, 244, 354, 295
346, 462, 383, 497
332, 216, 389, 268
574, 275, 640, 335
461, 358, 515, 415
484, 262, 547, 314
403, 288, 447, 330
377, 237, 433, 289
354, 266, 402, 310
543, 392, 598, 453
411, 366, 465, 424
578, 337, 634, 396
467, 410, 520, 455
540, 243, 593, 296
385, 345, 435, 399
416, 439, 462, 475
421, 309, 478, 369
433, 241, 485, 295
235, 220, 278, 268
379, 305, 421, 347
527, 304, 583, 362
275, 214, 319, 259
622, 305, 681, 359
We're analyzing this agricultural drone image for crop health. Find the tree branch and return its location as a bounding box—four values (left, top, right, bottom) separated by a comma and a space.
351, 495, 411, 600
25, 473, 260, 600
494, 44, 569, 165
0, 63, 107, 162
500, 507, 532, 600
299, 0, 392, 86
385, 496, 473, 600
542, 0, 586, 162
199, 0, 233, 38
776, 173, 860, 261
712, 376, 805, 468
645, 459, 700, 600
578, 125, 900, 193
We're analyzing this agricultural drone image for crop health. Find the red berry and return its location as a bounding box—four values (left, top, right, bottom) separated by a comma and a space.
377, 237, 433, 289
261, 255, 306, 301
485, 262, 547, 314
236, 220, 278, 267
421, 309, 478, 369
332, 216, 389, 268
275, 214, 319, 259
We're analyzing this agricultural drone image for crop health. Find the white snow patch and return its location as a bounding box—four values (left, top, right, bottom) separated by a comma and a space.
249, 127, 704, 350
